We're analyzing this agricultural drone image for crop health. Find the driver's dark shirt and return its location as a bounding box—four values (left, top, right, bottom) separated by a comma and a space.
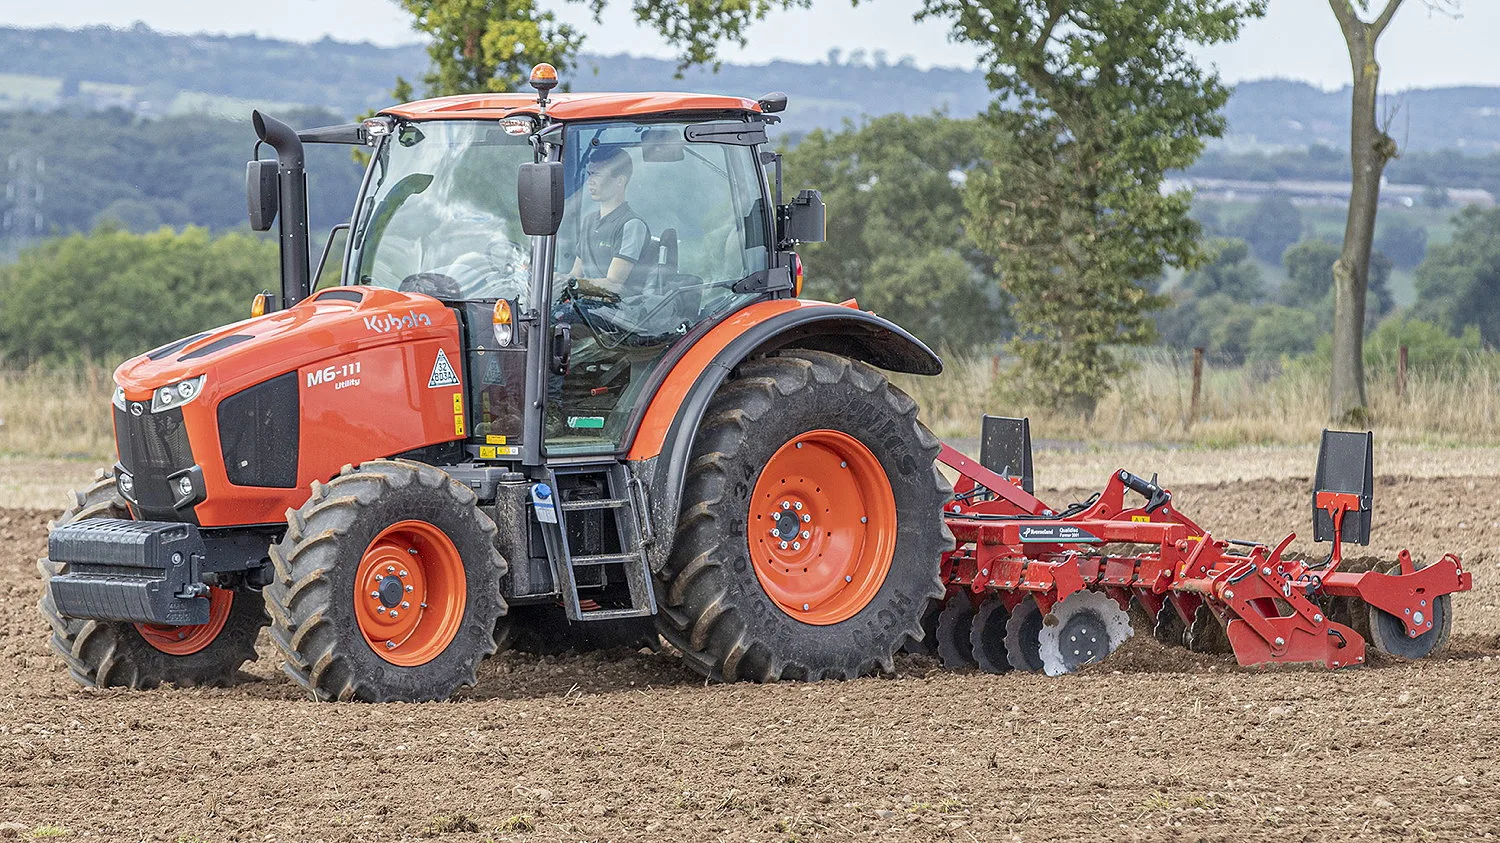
580, 203, 649, 277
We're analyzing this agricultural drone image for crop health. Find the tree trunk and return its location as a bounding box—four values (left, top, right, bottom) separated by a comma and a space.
1329, 0, 1403, 424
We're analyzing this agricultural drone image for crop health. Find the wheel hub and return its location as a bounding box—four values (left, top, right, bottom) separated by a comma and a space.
747, 430, 897, 626
378, 575, 405, 608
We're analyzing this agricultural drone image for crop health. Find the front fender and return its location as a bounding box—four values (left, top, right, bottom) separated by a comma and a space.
625, 299, 941, 569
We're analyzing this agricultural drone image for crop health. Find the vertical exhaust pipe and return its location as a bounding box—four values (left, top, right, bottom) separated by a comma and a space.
252, 111, 311, 309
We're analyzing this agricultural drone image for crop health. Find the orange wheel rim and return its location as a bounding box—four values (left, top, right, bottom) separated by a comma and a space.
136, 587, 234, 656
748, 429, 897, 625
354, 520, 467, 666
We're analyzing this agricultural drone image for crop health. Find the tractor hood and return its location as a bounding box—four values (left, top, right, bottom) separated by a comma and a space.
114, 286, 460, 402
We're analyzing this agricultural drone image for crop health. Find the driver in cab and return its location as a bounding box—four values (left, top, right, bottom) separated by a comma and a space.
564, 147, 649, 302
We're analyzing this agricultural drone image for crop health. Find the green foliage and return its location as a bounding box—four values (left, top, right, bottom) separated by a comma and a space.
1182, 238, 1263, 302
1413, 206, 1500, 345
0, 227, 278, 364
1280, 237, 1392, 321
1281, 238, 1341, 306
1246, 304, 1320, 362
1375, 213, 1428, 269
1364, 316, 1483, 369
1237, 192, 1303, 263
630, 1, 812, 71
395, 0, 590, 96
924, 0, 1266, 414
784, 115, 1010, 349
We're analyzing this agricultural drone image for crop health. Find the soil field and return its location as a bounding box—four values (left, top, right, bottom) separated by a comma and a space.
2, 457, 1500, 841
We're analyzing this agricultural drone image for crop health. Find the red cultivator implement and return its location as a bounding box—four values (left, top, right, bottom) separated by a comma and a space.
927, 419, 1470, 675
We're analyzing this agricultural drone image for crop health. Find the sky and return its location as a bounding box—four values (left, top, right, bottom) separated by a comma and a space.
0, 1, 1494, 92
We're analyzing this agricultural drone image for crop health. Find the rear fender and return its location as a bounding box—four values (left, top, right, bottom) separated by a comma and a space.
627, 300, 941, 569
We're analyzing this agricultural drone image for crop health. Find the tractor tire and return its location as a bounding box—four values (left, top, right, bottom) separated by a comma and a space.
266, 460, 509, 702
655, 350, 950, 682
38, 468, 266, 689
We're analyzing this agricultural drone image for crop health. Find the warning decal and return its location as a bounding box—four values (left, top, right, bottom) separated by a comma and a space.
428, 348, 460, 388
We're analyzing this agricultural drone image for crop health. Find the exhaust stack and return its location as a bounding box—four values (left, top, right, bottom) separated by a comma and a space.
252, 111, 312, 310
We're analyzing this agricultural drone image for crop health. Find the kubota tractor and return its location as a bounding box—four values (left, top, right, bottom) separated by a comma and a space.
39, 66, 953, 701
40, 66, 1472, 700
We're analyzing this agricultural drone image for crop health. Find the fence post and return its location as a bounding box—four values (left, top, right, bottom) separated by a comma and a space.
1189, 347, 1204, 424
1397, 344, 1408, 400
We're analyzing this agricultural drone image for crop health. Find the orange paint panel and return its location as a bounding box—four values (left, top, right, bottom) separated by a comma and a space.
627, 299, 854, 462
112, 286, 466, 528
381, 92, 762, 123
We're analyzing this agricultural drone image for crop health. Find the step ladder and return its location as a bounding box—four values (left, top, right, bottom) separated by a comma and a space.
531, 462, 657, 621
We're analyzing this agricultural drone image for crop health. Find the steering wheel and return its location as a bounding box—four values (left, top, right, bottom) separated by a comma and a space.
397, 271, 463, 300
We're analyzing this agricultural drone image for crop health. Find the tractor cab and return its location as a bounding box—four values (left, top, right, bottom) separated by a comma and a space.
340, 75, 791, 459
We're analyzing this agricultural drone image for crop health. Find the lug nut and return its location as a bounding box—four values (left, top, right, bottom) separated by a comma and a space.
782, 501, 791, 510
801, 531, 810, 540
779, 541, 789, 550
371, 591, 380, 599
405, 584, 414, 592
401, 601, 410, 609
399, 570, 408, 578
794, 502, 803, 511
792, 541, 802, 550
390, 610, 400, 618
386, 641, 396, 650
802, 514, 811, 522
377, 607, 387, 614
387, 565, 395, 573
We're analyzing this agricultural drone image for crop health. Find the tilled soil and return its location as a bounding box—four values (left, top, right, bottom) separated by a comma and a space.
2, 471, 1500, 842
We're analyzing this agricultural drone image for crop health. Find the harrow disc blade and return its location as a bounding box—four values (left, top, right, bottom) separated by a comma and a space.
1152, 599, 1187, 648
1003, 597, 1045, 673
1368, 593, 1452, 659
936, 596, 978, 669
1184, 602, 1233, 654
1038, 590, 1134, 677
970, 600, 1012, 674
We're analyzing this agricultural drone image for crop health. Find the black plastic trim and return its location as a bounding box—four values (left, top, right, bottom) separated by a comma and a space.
180, 334, 254, 360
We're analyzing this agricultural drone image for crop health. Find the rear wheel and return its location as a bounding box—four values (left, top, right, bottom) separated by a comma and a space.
38, 469, 266, 689
266, 460, 509, 702
655, 350, 950, 682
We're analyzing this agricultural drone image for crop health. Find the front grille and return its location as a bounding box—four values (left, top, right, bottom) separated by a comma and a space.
114, 404, 195, 521
218, 373, 299, 488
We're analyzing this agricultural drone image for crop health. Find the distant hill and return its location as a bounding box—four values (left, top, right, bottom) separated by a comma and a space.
0, 24, 1497, 151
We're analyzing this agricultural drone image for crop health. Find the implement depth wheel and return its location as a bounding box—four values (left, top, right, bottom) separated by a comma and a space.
656, 350, 950, 682
38, 469, 266, 689
266, 460, 508, 702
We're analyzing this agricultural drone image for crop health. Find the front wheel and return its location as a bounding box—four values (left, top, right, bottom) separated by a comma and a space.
39, 469, 266, 689
265, 460, 509, 702
655, 350, 950, 682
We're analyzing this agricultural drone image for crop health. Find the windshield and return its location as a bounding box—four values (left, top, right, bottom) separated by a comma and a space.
349, 120, 533, 303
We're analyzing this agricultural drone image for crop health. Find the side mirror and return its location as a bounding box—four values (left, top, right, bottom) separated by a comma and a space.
779, 189, 825, 245
518, 162, 565, 236
246, 160, 279, 232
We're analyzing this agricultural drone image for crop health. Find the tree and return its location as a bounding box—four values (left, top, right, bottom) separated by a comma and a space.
1324, 0, 1457, 421
1282, 238, 1343, 307
1375, 212, 1428, 268
1182, 238, 1264, 302
784, 115, 1011, 349
1238, 192, 1303, 263
393, 0, 814, 95
921, 0, 1266, 415
393, 0, 590, 96
1412, 206, 1500, 346
0, 227, 278, 363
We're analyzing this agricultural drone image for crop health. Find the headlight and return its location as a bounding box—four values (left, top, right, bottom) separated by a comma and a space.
117, 472, 134, 499
175, 476, 194, 498
150, 375, 207, 413
112, 386, 126, 410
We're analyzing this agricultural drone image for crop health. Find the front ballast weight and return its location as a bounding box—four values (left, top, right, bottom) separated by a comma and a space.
930, 417, 1470, 675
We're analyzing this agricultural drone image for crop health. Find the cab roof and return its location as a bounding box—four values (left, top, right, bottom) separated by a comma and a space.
381, 92, 764, 122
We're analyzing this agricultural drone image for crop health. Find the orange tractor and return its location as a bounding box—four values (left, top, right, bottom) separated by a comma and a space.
40, 66, 952, 701
40, 66, 1469, 701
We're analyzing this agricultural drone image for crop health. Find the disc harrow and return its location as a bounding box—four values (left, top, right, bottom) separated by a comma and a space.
932, 420, 1471, 675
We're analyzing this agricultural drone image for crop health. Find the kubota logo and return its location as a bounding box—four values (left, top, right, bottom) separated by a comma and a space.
364, 312, 432, 333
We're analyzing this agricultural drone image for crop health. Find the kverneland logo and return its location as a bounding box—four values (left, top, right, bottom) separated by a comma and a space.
364, 312, 432, 333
